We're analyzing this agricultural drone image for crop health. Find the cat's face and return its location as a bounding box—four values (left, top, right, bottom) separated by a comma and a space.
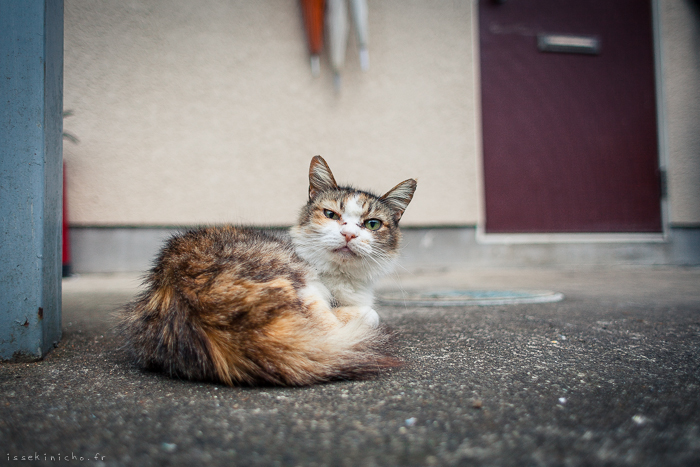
291, 156, 417, 278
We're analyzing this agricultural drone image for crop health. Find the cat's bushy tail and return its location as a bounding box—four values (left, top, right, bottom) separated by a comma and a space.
117, 279, 398, 386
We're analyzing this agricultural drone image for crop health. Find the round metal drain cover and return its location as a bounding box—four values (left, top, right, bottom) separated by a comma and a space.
377, 289, 564, 307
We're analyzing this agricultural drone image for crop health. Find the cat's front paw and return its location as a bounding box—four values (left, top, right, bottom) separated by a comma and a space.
358, 306, 380, 328
333, 305, 380, 327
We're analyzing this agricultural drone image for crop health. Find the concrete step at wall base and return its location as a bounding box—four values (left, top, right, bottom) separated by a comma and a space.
69, 226, 700, 274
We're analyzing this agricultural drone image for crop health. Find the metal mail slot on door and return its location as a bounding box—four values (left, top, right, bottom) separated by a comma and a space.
537, 34, 601, 55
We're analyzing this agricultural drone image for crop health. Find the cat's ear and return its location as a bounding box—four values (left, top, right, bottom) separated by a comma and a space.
308, 155, 338, 199
380, 179, 417, 222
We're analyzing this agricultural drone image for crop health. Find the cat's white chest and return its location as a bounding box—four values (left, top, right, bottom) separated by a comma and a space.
321, 273, 374, 307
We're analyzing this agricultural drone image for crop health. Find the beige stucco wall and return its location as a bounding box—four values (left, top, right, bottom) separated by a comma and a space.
64, 0, 699, 229
63, 0, 479, 227
660, 0, 700, 226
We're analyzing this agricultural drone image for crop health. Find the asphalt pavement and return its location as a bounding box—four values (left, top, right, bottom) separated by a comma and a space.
1, 266, 699, 466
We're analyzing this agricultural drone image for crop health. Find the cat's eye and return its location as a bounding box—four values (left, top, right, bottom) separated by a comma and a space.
323, 209, 340, 220
364, 219, 382, 231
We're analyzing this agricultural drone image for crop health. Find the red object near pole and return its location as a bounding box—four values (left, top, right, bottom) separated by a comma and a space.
300, 0, 325, 75
62, 161, 71, 277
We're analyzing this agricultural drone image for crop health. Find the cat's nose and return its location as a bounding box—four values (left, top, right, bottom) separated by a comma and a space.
343, 232, 357, 243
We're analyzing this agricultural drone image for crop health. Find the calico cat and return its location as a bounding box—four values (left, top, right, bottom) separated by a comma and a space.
118, 156, 416, 386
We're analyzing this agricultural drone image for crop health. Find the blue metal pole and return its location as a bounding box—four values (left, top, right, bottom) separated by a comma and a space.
0, 0, 63, 361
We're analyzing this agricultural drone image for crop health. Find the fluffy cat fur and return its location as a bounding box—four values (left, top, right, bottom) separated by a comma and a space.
118, 156, 417, 386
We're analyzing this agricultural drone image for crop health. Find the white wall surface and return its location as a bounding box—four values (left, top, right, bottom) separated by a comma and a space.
63, 0, 479, 227
660, 0, 700, 225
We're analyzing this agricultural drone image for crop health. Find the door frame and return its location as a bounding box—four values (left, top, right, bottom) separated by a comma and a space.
473, 0, 669, 244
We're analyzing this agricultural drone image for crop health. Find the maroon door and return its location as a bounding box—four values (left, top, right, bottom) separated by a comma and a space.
480, 0, 662, 233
